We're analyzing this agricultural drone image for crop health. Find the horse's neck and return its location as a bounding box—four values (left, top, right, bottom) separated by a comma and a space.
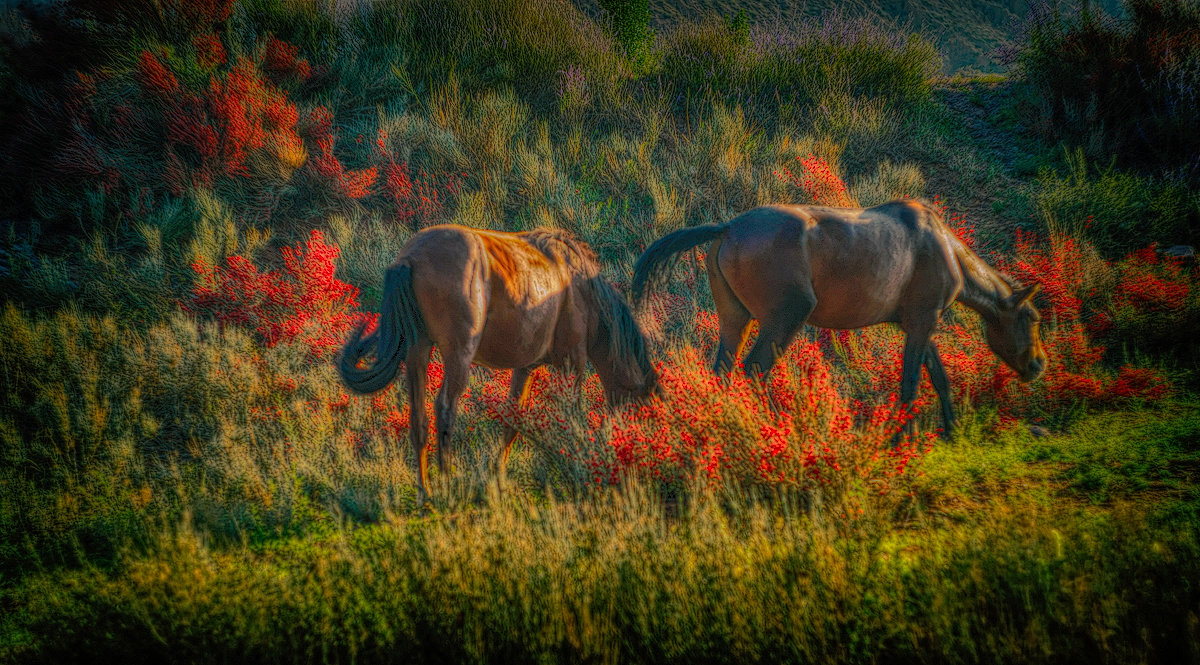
952, 241, 1011, 318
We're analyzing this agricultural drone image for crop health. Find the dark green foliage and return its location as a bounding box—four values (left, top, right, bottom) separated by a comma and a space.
1033, 147, 1200, 255
1010, 0, 1200, 175
727, 9, 750, 46
598, 0, 653, 62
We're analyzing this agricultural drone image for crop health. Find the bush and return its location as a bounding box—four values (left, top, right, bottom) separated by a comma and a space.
396, 0, 629, 114
22, 38, 308, 233
598, 0, 653, 64
185, 229, 375, 360
484, 343, 928, 505
1008, 0, 1200, 174
1090, 245, 1200, 363
656, 10, 941, 127
1032, 148, 1200, 255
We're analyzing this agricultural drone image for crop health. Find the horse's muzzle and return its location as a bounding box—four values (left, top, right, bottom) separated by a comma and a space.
1020, 357, 1047, 383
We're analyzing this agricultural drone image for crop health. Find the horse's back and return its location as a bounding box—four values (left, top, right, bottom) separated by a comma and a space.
398, 225, 566, 298
717, 200, 960, 328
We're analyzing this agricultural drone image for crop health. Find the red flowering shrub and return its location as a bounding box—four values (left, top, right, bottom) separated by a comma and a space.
185, 229, 376, 360
1109, 366, 1173, 402
135, 50, 179, 97
262, 35, 312, 85
484, 338, 928, 497
774, 154, 855, 207
373, 129, 463, 227
302, 106, 378, 200
1000, 230, 1089, 323
37, 41, 308, 210
193, 32, 227, 70
1111, 247, 1190, 313
1092, 244, 1200, 357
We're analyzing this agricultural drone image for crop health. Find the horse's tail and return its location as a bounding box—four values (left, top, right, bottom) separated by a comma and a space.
631, 223, 729, 308
339, 263, 426, 395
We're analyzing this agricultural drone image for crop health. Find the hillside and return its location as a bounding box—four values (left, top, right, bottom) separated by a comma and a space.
574, 0, 1125, 72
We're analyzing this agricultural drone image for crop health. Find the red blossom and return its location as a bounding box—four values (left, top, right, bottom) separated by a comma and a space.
136, 50, 178, 96
193, 32, 227, 69
374, 129, 463, 227
262, 36, 312, 83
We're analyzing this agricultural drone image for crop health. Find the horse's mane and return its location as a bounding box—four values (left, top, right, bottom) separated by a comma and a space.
521, 228, 653, 376
521, 228, 601, 277
590, 277, 655, 376
922, 200, 1022, 295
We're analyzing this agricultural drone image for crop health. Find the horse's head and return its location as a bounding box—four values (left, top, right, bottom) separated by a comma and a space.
984, 283, 1047, 382
599, 358, 661, 405
590, 314, 661, 405
586, 279, 662, 405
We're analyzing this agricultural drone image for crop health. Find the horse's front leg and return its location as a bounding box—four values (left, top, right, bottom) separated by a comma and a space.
896, 324, 934, 446
405, 340, 434, 506
923, 341, 954, 439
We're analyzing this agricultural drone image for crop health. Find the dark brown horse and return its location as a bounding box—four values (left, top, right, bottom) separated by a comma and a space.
632, 199, 1047, 437
340, 225, 657, 504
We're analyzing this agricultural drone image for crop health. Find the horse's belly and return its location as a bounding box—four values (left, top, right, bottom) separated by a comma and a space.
473, 300, 561, 368
807, 281, 903, 329
807, 304, 895, 330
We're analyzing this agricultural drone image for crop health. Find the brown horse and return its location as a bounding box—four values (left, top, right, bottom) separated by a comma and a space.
632, 199, 1047, 438
340, 225, 657, 504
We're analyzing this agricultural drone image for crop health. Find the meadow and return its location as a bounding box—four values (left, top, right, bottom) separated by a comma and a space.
1, 0, 1199, 662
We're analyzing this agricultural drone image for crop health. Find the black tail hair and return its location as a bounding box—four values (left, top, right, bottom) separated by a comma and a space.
630, 223, 729, 308
338, 264, 426, 394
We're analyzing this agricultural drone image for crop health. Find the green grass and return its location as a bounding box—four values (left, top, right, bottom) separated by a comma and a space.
3, 405, 1198, 663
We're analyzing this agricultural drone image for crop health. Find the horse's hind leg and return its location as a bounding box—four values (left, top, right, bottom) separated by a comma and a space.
741, 288, 816, 379
434, 347, 474, 477
406, 338, 434, 506
707, 243, 752, 375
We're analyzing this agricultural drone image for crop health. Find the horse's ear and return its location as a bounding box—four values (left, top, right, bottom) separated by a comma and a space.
1008, 283, 1040, 307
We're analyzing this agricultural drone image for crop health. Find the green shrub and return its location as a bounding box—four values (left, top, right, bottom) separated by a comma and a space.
396, 0, 629, 114
1033, 147, 1200, 256
656, 10, 940, 128
1008, 0, 1200, 174
598, 0, 653, 64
